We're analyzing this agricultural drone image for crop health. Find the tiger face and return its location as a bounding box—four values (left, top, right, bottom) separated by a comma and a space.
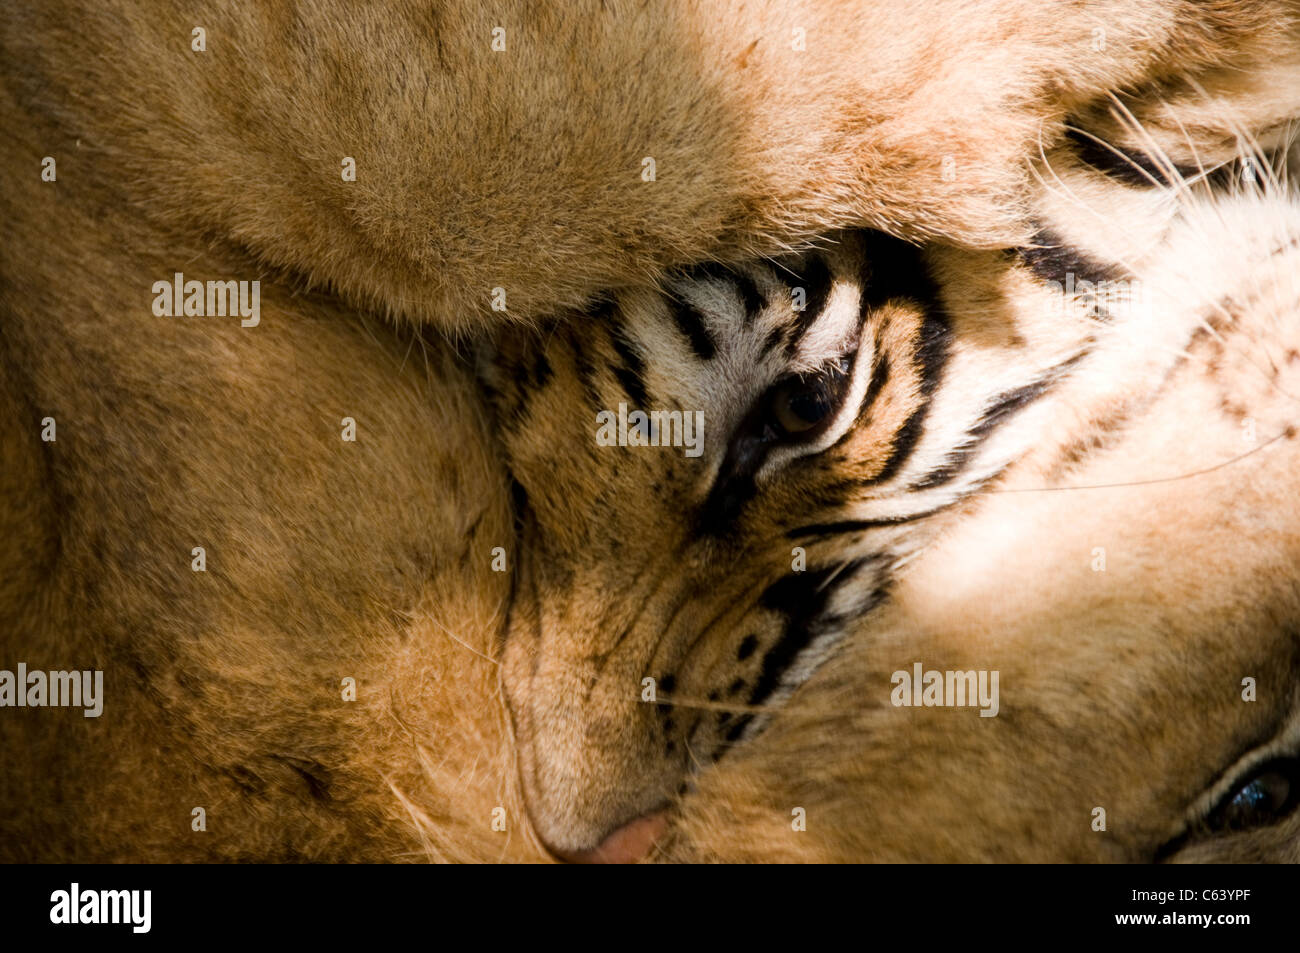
485, 101, 1300, 860
666, 147, 1300, 863
481, 229, 1098, 854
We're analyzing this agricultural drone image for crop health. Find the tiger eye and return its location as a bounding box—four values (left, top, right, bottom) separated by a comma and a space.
772, 380, 835, 433
1211, 768, 1292, 831
767, 358, 851, 438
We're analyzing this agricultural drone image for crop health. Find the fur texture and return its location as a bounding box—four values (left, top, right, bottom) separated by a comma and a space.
4, 0, 1296, 333
1, 1, 1298, 862
487, 136, 1300, 860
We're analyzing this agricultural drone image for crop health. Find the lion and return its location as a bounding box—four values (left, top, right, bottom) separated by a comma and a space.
1, 0, 1298, 862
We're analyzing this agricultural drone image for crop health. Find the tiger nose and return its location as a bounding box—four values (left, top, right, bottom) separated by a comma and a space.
550, 810, 669, 864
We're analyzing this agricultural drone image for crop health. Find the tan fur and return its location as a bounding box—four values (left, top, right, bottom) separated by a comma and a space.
665, 187, 1300, 862
487, 57, 1300, 858
5, 0, 1296, 332
612, 145, 1300, 861
2, 1, 1298, 862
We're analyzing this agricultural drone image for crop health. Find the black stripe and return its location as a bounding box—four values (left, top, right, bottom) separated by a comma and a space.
694, 440, 762, 536
1016, 225, 1123, 287
862, 350, 890, 412
608, 319, 649, 407
568, 333, 602, 410
1065, 124, 1178, 186
909, 352, 1088, 491
497, 338, 553, 430
508, 477, 530, 534
1064, 123, 1202, 188
581, 294, 616, 321
748, 559, 876, 708
666, 296, 717, 361
969, 364, 1069, 439
759, 325, 785, 357
914, 306, 949, 398
817, 236, 948, 478
476, 363, 504, 408
829, 328, 889, 452
722, 714, 752, 743
858, 231, 933, 310
674, 261, 732, 286
861, 306, 950, 486
571, 298, 615, 409
784, 510, 940, 540
530, 349, 552, 391
673, 262, 767, 322
869, 406, 926, 485
855, 232, 949, 392
781, 253, 833, 357
1064, 123, 1260, 193
906, 453, 968, 493
732, 270, 765, 318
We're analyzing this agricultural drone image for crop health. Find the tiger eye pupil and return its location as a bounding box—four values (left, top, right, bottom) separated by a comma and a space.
1218, 770, 1290, 830
766, 361, 851, 438
1240, 772, 1288, 811
787, 387, 832, 423
1238, 782, 1267, 809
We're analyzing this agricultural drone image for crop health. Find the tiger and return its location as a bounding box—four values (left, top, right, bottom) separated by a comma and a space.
481, 112, 1300, 861
3, 0, 1299, 863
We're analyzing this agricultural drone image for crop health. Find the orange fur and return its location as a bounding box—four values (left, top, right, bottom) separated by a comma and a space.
1, 1, 1298, 862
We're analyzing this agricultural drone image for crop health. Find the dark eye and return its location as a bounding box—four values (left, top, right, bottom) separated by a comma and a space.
766, 358, 852, 439
1207, 760, 1297, 833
